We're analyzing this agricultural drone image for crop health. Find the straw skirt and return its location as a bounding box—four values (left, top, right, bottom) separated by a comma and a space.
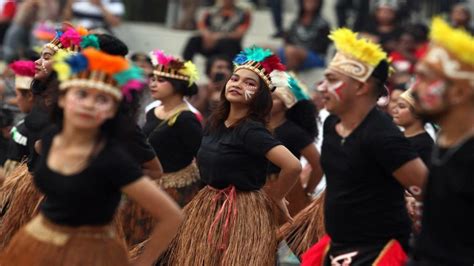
0, 214, 130, 266
159, 185, 278, 265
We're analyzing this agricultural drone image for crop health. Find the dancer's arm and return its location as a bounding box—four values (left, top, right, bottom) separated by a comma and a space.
123, 177, 183, 266
300, 144, 323, 195
266, 145, 302, 222
141, 157, 163, 181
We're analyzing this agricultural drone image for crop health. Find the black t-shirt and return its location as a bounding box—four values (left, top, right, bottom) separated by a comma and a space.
24, 106, 52, 171
143, 109, 202, 173
6, 120, 29, 163
408, 132, 433, 167
321, 108, 417, 246
268, 120, 313, 174
125, 125, 156, 165
34, 129, 143, 226
414, 138, 474, 265
197, 120, 281, 191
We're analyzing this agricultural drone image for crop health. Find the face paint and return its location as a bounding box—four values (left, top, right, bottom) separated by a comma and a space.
417, 80, 447, 110
318, 80, 346, 101
243, 84, 257, 101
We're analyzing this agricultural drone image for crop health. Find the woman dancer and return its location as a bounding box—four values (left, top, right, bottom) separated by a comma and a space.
123, 50, 202, 247
163, 46, 302, 265
0, 48, 182, 266
267, 72, 322, 217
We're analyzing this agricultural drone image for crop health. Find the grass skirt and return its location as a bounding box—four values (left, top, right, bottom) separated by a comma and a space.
159, 185, 278, 265
0, 215, 130, 266
279, 191, 326, 258
0, 163, 43, 249
119, 162, 202, 248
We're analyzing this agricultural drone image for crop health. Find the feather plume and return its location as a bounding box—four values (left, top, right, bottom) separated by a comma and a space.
179, 61, 199, 86
80, 34, 100, 49
82, 48, 128, 74
329, 28, 387, 67
9, 61, 35, 77
59, 28, 82, 48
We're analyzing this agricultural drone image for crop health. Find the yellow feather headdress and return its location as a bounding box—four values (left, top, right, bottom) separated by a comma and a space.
327, 28, 388, 82
420, 17, 474, 88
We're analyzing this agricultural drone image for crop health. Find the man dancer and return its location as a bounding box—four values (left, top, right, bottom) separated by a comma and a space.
302, 28, 428, 265
409, 17, 474, 266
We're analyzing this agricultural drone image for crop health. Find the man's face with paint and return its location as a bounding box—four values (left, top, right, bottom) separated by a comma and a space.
225, 68, 260, 105
318, 70, 359, 115
411, 63, 450, 121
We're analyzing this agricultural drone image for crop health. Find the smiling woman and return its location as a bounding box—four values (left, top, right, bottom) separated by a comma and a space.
159, 46, 302, 265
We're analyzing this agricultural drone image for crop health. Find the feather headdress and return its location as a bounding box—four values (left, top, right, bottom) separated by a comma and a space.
420, 17, 474, 88
233, 46, 286, 88
272, 71, 310, 108
9, 60, 36, 90
44, 24, 90, 54
149, 50, 199, 87
327, 28, 388, 82
53, 48, 145, 101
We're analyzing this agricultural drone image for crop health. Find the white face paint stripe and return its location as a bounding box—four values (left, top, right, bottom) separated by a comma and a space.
244, 85, 257, 101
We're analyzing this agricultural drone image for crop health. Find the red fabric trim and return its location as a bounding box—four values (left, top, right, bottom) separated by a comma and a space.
301, 234, 331, 266
373, 240, 407, 266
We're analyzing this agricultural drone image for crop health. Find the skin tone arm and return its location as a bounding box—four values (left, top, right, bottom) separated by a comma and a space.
392, 158, 428, 231
300, 144, 323, 195
266, 145, 302, 222
141, 157, 163, 181
123, 177, 183, 266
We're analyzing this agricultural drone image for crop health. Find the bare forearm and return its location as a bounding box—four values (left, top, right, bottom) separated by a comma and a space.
304, 169, 323, 194
270, 167, 300, 200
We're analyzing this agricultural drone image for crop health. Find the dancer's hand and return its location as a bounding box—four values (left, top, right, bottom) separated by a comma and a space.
275, 198, 293, 224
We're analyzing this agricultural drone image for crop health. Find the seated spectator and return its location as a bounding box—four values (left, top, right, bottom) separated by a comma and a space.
0, 0, 16, 44
182, 0, 251, 61
62, 0, 124, 33
189, 54, 233, 123
450, 3, 473, 34
362, 1, 402, 53
276, 0, 329, 71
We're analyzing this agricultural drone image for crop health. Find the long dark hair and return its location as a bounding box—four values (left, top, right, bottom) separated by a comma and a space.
286, 100, 318, 139
165, 77, 198, 97
207, 77, 272, 132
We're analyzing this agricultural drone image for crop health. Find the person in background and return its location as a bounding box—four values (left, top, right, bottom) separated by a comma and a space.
392, 88, 434, 166
2, 0, 59, 62
190, 54, 233, 123
130, 52, 154, 127
2, 60, 35, 175
276, 0, 330, 71
182, 0, 251, 61
362, 1, 402, 53
450, 2, 473, 33
0, 0, 16, 45
62, 0, 124, 33
0, 107, 13, 183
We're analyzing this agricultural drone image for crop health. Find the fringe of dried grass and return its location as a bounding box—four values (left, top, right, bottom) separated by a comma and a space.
0, 163, 43, 249
0, 215, 129, 266
161, 186, 278, 266
278, 191, 326, 258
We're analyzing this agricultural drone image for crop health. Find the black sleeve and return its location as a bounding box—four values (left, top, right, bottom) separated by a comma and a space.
312, 23, 330, 54
125, 125, 156, 164
370, 127, 418, 174
241, 122, 281, 156
107, 146, 143, 189
174, 111, 202, 156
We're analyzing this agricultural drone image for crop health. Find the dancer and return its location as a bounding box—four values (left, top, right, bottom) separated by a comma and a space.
267, 72, 322, 217
0, 48, 183, 266
162, 46, 302, 265
123, 50, 202, 248
3, 60, 36, 175
142, 50, 202, 207
392, 88, 434, 166
409, 18, 474, 266
302, 28, 428, 265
